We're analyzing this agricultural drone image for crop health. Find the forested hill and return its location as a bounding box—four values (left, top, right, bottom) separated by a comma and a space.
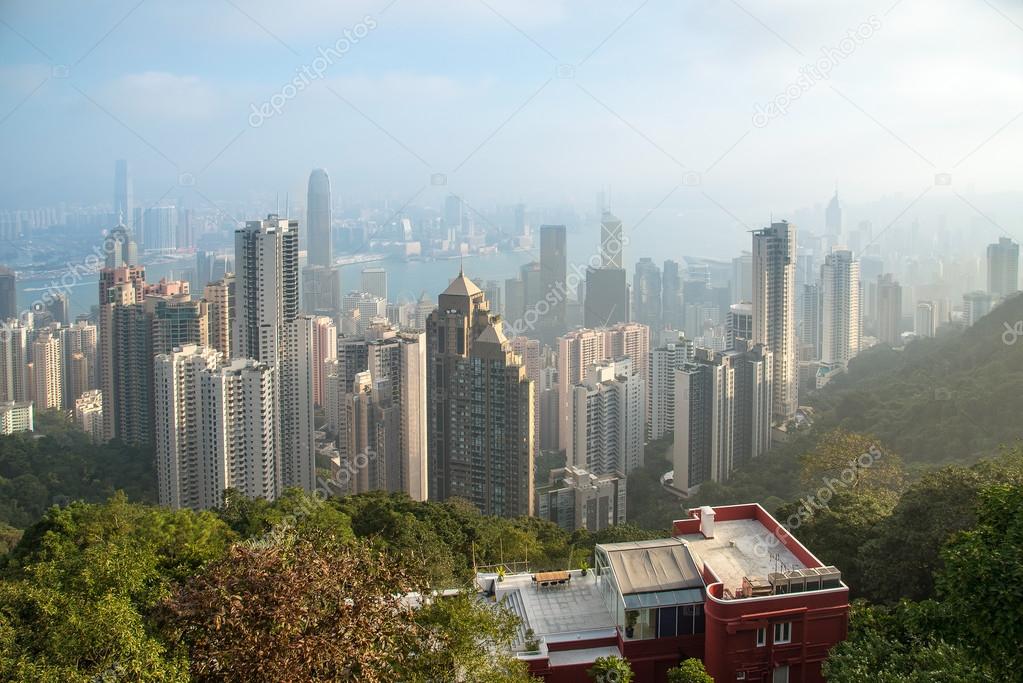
810, 292, 1023, 465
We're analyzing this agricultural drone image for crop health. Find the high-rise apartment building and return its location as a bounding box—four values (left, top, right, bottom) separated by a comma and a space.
986, 237, 1019, 299
426, 271, 533, 517
233, 215, 314, 493
328, 323, 428, 501
233, 215, 299, 363
648, 339, 693, 441
204, 275, 234, 359
569, 357, 645, 476
820, 249, 860, 369
154, 345, 223, 510
963, 290, 996, 327
0, 401, 33, 435
0, 322, 28, 403
915, 301, 936, 337
200, 358, 278, 507
672, 343, 772, 492
798, 283, 822, 361
31, 327, 64, 410
155, 348, 278, 510
752, 221, 798, 422
876, 274, 903, 345
342, 291, 388, 334
310, 315, 336, 408
99, 267, 150, 444
510, 335, 542, 457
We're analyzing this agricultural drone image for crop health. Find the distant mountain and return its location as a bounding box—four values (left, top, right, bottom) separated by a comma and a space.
811, 292, 1023, 465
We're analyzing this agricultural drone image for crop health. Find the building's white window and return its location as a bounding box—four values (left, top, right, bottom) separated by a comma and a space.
772, 664, 789, 683
756, 627, 766, 647
773, 622, 792, 645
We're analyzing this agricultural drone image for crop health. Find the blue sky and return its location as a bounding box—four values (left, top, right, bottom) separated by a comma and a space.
1, 0, 1021, 255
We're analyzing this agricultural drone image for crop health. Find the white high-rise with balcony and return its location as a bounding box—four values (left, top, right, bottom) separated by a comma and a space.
752, 221, 798, 422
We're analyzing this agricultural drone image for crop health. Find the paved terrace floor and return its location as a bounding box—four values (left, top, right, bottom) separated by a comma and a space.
495, 570, 616, 639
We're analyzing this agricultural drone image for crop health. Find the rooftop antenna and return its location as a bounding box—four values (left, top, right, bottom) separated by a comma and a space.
285, 192, 290, 218
275, 192, 280, 217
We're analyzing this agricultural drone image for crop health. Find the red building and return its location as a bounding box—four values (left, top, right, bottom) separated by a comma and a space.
479, 504, 849, 682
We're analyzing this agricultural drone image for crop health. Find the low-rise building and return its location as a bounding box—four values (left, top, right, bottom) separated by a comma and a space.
480, 503, 848, 683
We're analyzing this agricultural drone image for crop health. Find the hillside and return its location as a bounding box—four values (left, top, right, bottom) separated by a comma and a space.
810, 292, 1023, 465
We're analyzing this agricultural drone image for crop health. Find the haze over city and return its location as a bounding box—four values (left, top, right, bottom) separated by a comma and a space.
2, 0, 1022, 259
1, 3, 1022, 682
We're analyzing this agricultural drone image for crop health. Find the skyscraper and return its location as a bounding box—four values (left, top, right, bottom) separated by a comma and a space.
539, 224, 567, 340
584, 266, 629, 328
662, 260, 682, 328
731, 252, 753, 304
632, 257, 662, 328
820, 248, 860, 370
426, 270, 533, 517
600, 211, 623, 268
114, 159, 132, 229
876, 274, 903, 346
752, 221, 798, 422
360, 267, 388, 300
987, 237, 1019, 299
307, 169, 332, 268
825, 190, 842, 239
726, 303, 753, 351
0, 266, 17, 322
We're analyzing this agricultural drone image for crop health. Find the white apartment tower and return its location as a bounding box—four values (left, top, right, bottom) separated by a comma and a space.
820, 248, 861, 368
569, 357, 645, 476
154, 345, 222, 510
648, 339, 693, 441
752, 221, 798, 422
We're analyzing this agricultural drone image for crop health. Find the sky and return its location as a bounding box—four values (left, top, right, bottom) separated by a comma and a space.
1, 0, 1021, 256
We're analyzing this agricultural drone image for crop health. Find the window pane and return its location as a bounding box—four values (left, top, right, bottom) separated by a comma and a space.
657, 606, 677, 638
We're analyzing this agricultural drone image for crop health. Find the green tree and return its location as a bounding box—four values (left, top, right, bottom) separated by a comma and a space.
588, 655, 634, 682
938, 483, 1023, 677
667, 657, 713, 683
0, 494, 233, 682
823, 601, 995, 682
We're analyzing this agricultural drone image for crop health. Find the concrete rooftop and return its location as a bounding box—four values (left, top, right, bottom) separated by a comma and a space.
680, 518, 807, 594
494, 570, 616, 640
